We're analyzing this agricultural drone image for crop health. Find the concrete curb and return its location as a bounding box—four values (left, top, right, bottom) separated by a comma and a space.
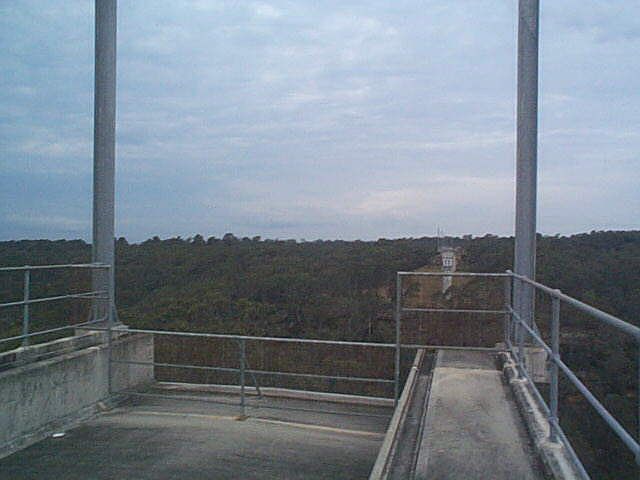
369, 349, 426, 479
499, 352, 581, 480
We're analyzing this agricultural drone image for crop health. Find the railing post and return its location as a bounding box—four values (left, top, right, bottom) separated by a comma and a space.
637, 341, 640, 472
394, 273, 401, 407
106, 265, 114, 395
22, 268, 30, 347
503, 273, 512, 347
517, 277, 526, 378
239, 339, 246, 417
549, 295, 560, 442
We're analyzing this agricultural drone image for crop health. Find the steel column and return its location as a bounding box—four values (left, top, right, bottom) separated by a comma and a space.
92, 0, 117, 322
21, 269, 30, 347
514, 0, 540, 337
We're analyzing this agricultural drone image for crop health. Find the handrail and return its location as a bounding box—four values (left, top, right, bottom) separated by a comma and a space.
0, 263, 109, 272
510, 305, 640, 459
510, 271, 640, 339
511, 309, 640, 455
75, 325, 500, 353
396, 269, 639, 479
398, 271, 510, 277
0, 290, 106, 309
0, 263, 111, 348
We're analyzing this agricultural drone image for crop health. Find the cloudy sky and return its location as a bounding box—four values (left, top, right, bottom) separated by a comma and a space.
1, 1, 638, 242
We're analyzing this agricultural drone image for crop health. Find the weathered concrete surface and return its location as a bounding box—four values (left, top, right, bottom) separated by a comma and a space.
0, 392, 391, 479
414, 350, 544, 480
500, 352, 582, 479
0, 332, 104, 372
0, 333, 153, 458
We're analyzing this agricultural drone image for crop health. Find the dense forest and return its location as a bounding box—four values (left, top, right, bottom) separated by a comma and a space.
0, 230, 639, 479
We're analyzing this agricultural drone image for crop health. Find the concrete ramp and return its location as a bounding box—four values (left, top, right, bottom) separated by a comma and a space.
414, 350, 543, 479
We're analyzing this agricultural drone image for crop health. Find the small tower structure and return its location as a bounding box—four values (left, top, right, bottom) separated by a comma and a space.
436, 227, 457, 294
439, 246, 457, 294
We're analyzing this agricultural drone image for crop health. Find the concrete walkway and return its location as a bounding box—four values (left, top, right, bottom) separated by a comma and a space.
414, 350, 544, 480
0, 390, 391, 479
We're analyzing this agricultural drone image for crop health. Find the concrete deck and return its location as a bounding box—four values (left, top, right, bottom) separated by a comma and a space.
414, 350, 544, 480
0, 388, 392, 479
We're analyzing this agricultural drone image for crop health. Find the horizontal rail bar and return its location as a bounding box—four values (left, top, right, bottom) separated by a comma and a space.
510, 272, 640, 339
509, 309, 640, 460
0, 290, 106, 308
555, 355, 640, 459
247, 368, 394, 384
399, 270, 638, 338
402, 307, 506, 315
0, 316, 107, 345
77, 326, 503, 353
80, 326, 399, 348
398, 271, 510, 277
0, 263, 110, 272
112, 359, 393, 384
399, 344, 500, 352
111, 359, 240, 374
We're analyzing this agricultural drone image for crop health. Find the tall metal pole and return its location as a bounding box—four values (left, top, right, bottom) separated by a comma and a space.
514, 0, 539, 335
92, 0, 117, 323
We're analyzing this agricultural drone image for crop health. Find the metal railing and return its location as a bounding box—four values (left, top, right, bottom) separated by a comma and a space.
0, 263, 111, 348
67, 271, 510, 417
506, 271, 640, 480
397, 270, 640, 479
98, 327, 398, 418
395, 271, 508, 400
2, 263, 636, 476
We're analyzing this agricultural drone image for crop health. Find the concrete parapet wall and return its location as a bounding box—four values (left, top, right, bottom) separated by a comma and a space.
0, 332, 105, 371
0, 332, 153, 459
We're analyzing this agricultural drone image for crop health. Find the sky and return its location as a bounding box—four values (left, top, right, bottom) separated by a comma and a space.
1, 1, 639, 242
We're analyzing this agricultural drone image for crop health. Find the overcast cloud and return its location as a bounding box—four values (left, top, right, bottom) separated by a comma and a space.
1, 1, 639, 241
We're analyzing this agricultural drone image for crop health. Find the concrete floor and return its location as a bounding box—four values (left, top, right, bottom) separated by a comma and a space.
0, 389, 392, 480
414, 350, 544, 480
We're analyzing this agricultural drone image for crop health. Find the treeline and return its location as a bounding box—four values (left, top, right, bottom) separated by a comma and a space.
0, 231, 638, 342
0, 235, 438, 343
1, 231, 639, 478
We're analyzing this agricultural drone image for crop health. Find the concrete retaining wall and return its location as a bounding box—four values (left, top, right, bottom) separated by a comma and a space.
0, 332, 153, 459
